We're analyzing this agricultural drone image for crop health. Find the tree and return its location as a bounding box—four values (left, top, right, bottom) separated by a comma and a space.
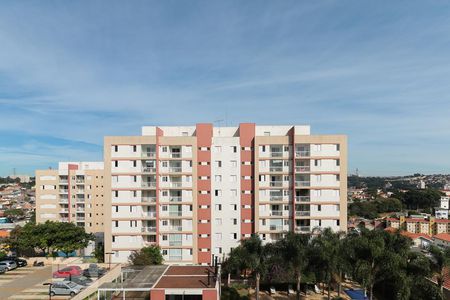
54, 222, 94, 256
309, 228, 344, 300
129, 245, 163, 265
428, 245, 450, 296
278, 232, 310, 300
94, 243, 105, 263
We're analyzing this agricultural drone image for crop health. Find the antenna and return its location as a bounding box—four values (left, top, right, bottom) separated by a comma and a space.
214, 119, 224, 135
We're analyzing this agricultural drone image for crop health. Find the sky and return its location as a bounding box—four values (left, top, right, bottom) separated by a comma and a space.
0, 0, 450, 177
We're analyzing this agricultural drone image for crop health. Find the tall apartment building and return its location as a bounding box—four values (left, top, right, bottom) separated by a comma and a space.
104, 124, 347, 264
35, 162, 106, 245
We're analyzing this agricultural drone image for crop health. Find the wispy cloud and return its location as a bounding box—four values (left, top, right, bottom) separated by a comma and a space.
0, 1, 450, 176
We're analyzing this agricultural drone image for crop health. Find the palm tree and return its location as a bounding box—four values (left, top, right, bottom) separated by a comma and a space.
310, 228, 344, 300
428, 245, 450, 296
239, 235, 267, 300
278, 232, 310, 300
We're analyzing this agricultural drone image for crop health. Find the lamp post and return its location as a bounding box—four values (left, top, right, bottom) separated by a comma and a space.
105, 252, 114, 270
43, 282, 53, 300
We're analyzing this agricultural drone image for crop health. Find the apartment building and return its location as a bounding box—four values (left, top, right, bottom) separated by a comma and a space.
35, 162, 105, 240
104, 124, 347, 264
386, 216, 450, 235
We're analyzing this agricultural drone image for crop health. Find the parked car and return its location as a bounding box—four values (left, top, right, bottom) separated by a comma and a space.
0, 260, 18, 271
52, 266, 82, 278
0, 265, 6, 274
4, 256, 27, 267
64, 275, 93, 286
83, 264, 106, 278
50, 281, 83, 297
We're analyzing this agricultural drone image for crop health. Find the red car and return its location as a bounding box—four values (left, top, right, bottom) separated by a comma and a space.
52, 266, 82, 278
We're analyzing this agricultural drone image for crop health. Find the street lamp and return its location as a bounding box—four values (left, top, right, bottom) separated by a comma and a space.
43, 282, 53, 300
105, 252, 114, 270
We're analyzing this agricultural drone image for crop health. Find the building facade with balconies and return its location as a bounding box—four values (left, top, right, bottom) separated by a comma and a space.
35, 162, 105, 252
104, 124, 347, 264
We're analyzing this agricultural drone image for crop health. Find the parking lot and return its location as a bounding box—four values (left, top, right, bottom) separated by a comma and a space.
0, 265, 70, 300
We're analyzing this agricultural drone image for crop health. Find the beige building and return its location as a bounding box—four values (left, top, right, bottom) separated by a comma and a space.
35, 162, 106, 240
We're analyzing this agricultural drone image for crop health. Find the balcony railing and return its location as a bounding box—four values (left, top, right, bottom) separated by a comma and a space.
142, 152, 156, 158
142, 197, 156, 203
76, 208, 85, 212
59, 180, 68, 184
295, 166, 310, 172
296, 151, 310, 157
61, 217, 69, 222
142, 182, 157, 188
170, 196, 182, 202
59, 209, 69, 213
170, 182, 182, 188
76, 190, 85, 194
270, 152, 283, 157
271, 211, 283, 216
59, 189, 68, 194
169, 241, 182, 246
59, 199, 69, 203
168, 256, 183, 261
170, 152, 181, 158
142, 227, 157, 233
269, 181, 283, 187
76, 179, 84, 184
169, 167, 182, 173
295, 196, 310, 202
169, 226, 183, 231
269, 225, 283, 231
269, 196, 283, 201
295, 226, 310, 232
295, 181, 310, 187
142, 167, 156, 173
76, 197, 85, 203
296, 211, 310, 217
269, 167, 283, 172
169, 211, 183, 217
76, 217, 85, 221
142, 212, 157, 218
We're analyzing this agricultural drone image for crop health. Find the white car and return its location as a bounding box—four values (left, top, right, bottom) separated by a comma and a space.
0, 260, 18, 271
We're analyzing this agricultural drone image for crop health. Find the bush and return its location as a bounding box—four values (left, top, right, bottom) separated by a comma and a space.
129, 246, 163, 265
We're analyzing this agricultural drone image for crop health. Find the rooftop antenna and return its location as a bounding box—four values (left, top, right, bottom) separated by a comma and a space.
13, 168, 16, 177
214, 119, 224, 136
356, 168, 360, 177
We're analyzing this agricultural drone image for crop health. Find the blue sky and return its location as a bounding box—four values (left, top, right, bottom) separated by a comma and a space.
1, 0, 450, 176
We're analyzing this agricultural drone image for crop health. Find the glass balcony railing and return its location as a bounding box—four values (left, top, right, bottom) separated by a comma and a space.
296, 151, 310, 157
269, 167, 283, 172
296, 211, 310, 217
295, 196, 310, 202
269, 225, 283, 231
142, 152, 156, 158
295, 181, 310, 187
170, 196, 182, 202
269, 181, 283, 187
270, 211, 283, 216
169, 211, 183, 217
142, 227, 157, 233
170, 152, 181, 158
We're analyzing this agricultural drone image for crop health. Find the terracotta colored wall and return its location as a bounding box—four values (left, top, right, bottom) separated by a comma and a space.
196, 124, 213, 264
150, 289, 165, 300
239, 123, 255, 237
203, 289, 218, 300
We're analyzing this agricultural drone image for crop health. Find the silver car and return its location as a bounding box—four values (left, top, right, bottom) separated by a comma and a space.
50, 281, 83, 297
0, 265, 6, 274
0, 260, 18, 271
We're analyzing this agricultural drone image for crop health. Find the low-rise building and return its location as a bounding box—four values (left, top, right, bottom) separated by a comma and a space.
433, 233, 450, 249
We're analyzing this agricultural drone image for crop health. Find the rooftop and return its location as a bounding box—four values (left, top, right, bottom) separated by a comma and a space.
154, 266, 217, 289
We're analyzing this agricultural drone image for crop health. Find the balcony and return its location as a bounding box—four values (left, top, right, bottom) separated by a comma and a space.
169, 226, 182, 231
296, 211, 310, 217
76, 190, 85, 194
142, 167, 156, 173
170, 152, 181, 158
170, 182, 182, 188
76, 207, 85, 212
269, 196, 283, 201
142, 152, 156, 158
59, 189, 68, 194
142, 182, 157, 188
296, 151, 310, 157
142, 227, 157, 233
76, 217, 85, 221
295, 181, 310, 187
295, 166, 310, 172
169, 167, 182, 173
61, 217, 69, 222
295, 196, 310, 202
169, 211, 183, 217
142, 196, 156, 203
270, 211, 283, 216
269, 167, 283, 172
269, 181, 283, 187
170, 196, 182, 202
142, 212, 157, 218
269, 225, 283, 231
295, 226, 310, 232
59, 199, 69, 204
76, 197, 85, 203
144, 241, 157, 246
76, 179, 84, 184
270, 152, 283, 158
59, 209, 69, 213
169, 240, 182, 246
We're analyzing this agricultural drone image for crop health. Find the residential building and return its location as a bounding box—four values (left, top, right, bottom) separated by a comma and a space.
35, 162, 105, 244
386, 216, 450, 236
104, 124, 347, 264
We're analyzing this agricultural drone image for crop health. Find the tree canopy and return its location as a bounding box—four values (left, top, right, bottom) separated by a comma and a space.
129, 245, 163, 265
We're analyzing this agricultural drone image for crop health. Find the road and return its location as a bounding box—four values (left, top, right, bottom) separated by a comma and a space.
0, 266, 52, 299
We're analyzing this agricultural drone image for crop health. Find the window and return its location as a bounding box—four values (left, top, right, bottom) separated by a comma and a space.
215, 233, 222, 240
319, 220, 322, 226
215, 204, 222, 211
114, 191, 119, 197
162, 190, 168, 196
133, 191, 137, 197
162, 176, 168, 182
337, 220, 340, 226
215, 190, 222, 197
232, 233, 237, 240
162, 220, 168, 226
114, 145, 118, 152
314, 159, 321, 167
230, 175, 237, 182
284, 145, 289, 151
215, 175, 222, 182
114, 221, 118, 227
336, 144, 340, 151
215, 146, 222, 152
162, 161, 168, 167
114, 161, 118, 167
133, 145, 137, 152
162, 205, 168, 211
162, 146, 168, 152
216, 161, 222, 167
232, 146, 237, 153
336, 175, 340, 181
336, 159, 340, 166
318, 205, 321, 211
230, 160, 237, 167
232, 204, 237, 211
133, 176, 137, 182
182, 131, 188, 136
233, 218, 237, 225
262, 219, 266, 226
112, 236, 116, 242
264, 132, 270, 136
133, 161, 137, 167
231, 189, 237, 196
262, 145, 266, 152
215, 218, 222, 225
162, 235, 168, 241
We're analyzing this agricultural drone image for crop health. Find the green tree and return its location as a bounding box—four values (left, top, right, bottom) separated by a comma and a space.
4, 209, 25, 218
94, 243, 105, 263
54, 222, 94, 256
278, 232, 310, 300
428, 245, 450, 296
129, 245, 163, 265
